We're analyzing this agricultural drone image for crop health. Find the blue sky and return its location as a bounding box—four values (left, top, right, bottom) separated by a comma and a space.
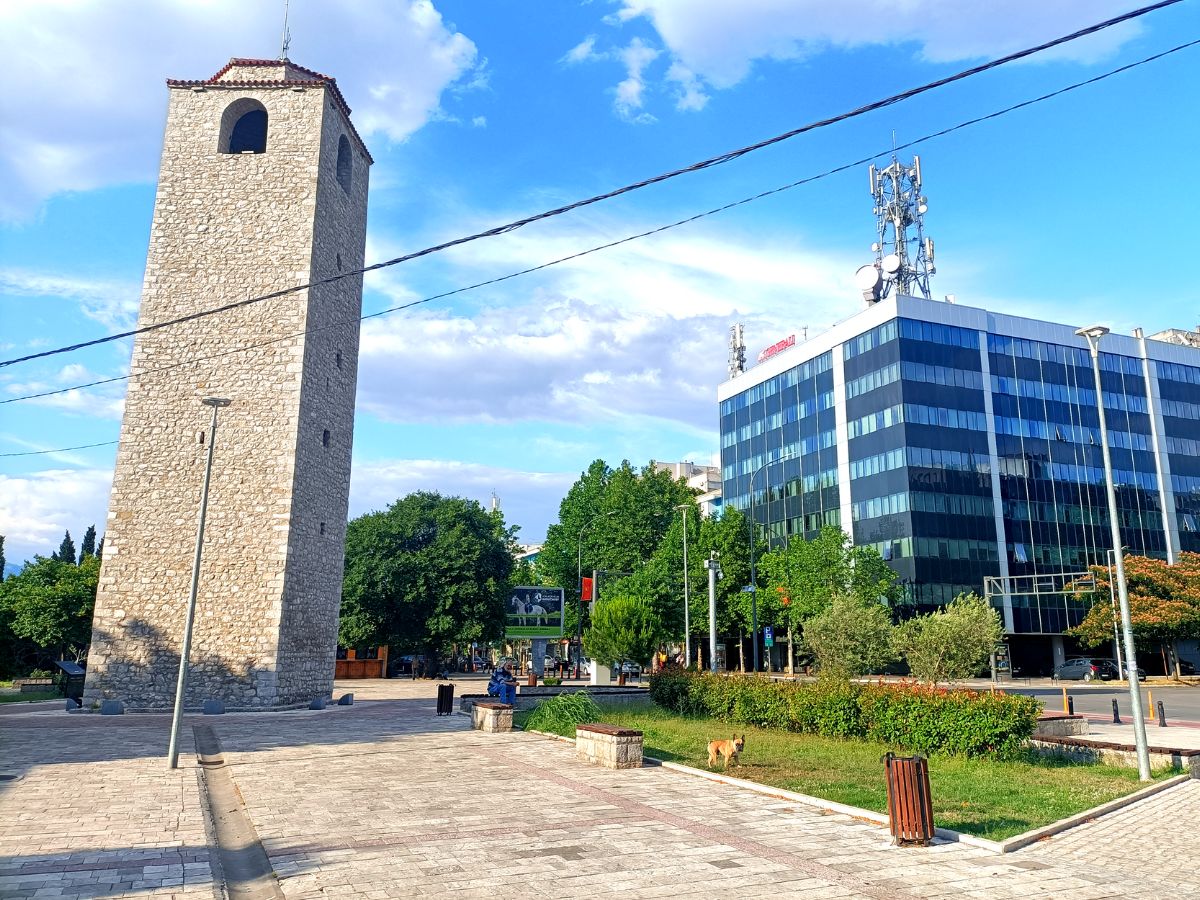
2, 0, 1198, 566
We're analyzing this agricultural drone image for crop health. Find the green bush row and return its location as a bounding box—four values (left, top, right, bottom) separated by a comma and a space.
648, 671, 1040, 757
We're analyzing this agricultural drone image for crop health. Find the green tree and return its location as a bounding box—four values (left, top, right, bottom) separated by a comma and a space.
79, 525, 97, 560
583, 593, 663, 670
893, 593, 1002, 684
0, 554, 100, 664
540, 459, 695, 640
53, 530, 77, 565
339, 492, 515, 664
1069, 552, 1200, 678
0, 534, 6, 578
803, 594, 896, 680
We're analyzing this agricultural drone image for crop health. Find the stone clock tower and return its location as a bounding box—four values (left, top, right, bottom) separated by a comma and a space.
84, 59, 371, 708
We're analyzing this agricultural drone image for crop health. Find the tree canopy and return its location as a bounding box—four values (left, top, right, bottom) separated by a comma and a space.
339, 492, 515, 659
539, 459, 696, 636
1069, 552, 1200, 677
893, 593, 1002, 684
803, 594, 896, 680
583, 593, 663, 668
757, 526, 900, 631
0, 554, 100, 664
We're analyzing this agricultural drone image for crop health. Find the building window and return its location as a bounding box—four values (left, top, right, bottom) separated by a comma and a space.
320, 522, 326, 535
198, 431, 205, 446
335, 349, 343, 369
322, 429, 330, 447
336, 135, 352, 193
336, 252, 343, 272
219, 99, 268, 154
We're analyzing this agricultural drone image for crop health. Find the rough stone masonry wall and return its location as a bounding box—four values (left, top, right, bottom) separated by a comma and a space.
274, 92, 369, 703
84, 68, 368, 708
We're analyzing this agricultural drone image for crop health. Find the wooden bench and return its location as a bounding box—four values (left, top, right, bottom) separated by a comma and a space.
575, 722, 643, 769
471, 701, 513, 733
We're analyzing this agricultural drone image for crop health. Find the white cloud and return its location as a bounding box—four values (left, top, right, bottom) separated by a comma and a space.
0, 268, 141, 330
614, 38, 661, 122
0, 467, 114, 565
0, 0, 481, 220
614, 0, 1145, 95
563, 35, 600, 64
357, 214, 863, 433
349, 458, 575, 541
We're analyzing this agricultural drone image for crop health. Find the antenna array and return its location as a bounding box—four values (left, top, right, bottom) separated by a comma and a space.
855, 155, 935, 305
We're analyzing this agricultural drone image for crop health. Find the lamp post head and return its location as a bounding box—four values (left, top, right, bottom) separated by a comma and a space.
201, 397, 232, 408
1075, 325, 1110, 341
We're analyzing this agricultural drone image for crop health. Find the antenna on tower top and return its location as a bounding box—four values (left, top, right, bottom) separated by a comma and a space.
279, 0, 292, 60
728, 324, 746, 380
855, 150, 935, 306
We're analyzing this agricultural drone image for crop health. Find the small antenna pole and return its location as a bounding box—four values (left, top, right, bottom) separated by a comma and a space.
279, 0, 292, 60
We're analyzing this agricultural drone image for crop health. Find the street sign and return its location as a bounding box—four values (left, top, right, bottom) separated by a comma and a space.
740, 585, 756, 593
763, 625, 774, 647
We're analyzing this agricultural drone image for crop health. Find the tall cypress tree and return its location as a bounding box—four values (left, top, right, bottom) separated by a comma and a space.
0, 534, 6, 578
55, 530, 77, 565
80, 525, 97, 560
96, 536, 104, 559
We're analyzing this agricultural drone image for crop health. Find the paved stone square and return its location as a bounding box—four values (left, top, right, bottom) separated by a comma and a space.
1, 680, 1197, 899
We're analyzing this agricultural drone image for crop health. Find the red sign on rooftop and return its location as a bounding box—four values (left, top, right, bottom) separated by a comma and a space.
757, 334, 796, 363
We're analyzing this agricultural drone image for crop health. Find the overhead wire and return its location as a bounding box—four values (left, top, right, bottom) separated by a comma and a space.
0, 0, 1184, 371
0, 440, 120, 458
3, 34, 1197, 412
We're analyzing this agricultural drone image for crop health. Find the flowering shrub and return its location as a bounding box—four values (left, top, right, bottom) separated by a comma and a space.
648, 670, 1039, 757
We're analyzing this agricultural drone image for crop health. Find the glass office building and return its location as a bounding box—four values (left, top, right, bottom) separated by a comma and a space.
718, 294, 1200, 672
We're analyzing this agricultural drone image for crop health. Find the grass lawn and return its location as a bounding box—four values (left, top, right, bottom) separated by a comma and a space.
517, 703, 1179, 840
0, 691, 58, 703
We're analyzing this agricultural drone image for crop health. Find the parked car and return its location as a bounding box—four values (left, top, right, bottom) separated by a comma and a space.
619, 661, 642, 676
1053, 658, 1106, 681
1094, 659, 1147, 679
1178, 659, 1197, 676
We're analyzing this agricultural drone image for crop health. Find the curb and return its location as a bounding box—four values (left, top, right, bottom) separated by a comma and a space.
520, 728, 1193, 854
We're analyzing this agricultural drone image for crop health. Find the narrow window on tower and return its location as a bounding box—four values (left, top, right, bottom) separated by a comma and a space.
320, 522, 326, 535
322, 429, 330, 448
336, 135, 352, 193
335, 349, 343, 370
199, 431, 205, 446
218, 99, 268, 154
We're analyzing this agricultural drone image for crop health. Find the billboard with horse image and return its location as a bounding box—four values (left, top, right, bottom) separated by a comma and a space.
505, 586, 565, 638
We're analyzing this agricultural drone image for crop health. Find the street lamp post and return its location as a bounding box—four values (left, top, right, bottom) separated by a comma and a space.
705, 551, 721, 673
575, 510, 615, 679
167, 397, 231, 770
747, 453, 792, 673
1106, 548, 1125, 681
1077, 325, 1151, 780
676, 503, 691, 668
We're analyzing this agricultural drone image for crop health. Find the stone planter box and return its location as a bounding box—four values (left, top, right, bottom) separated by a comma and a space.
16, 679, 55, 694
1034, 714, 1089, 737
472, 701, 513, 733
1029, 735, 1200, 771
576, 722, 643, 769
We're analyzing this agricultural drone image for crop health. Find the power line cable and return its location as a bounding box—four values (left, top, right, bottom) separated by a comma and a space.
0, 440, 119, 458
0, 0, 1182, 371
4, 33, 1197, 411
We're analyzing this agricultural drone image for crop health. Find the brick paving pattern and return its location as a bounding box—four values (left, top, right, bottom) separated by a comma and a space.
1, 681, 1196, 899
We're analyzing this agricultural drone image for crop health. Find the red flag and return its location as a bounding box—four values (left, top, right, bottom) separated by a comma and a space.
581, 577, 594, 602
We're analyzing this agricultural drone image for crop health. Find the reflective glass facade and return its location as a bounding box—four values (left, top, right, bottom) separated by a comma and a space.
718, 297, 1200, 655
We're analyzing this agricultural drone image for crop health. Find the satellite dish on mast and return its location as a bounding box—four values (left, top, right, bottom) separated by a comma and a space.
881, 254, 902, 275
855, 265, 882, 292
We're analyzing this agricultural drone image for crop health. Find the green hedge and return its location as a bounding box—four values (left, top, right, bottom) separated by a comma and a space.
648, 671, 1039, 757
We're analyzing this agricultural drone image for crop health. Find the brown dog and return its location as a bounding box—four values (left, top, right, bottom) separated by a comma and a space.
707, 734, 745, 769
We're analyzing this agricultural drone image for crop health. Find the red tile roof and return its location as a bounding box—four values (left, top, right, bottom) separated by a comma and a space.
167, 58, 373, 164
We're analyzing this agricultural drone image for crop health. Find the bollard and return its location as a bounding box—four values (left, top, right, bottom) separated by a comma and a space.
1061, 686, 1069, 713
1112, 699, 1122, 724
1157, 700, 1167, 727
1067, 696, 1075, 716
1149, 690, 1155, 721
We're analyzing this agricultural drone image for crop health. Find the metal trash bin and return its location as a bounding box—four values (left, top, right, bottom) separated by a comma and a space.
883, 752, 934, 846
54, 660, 86, 703
436, 682, 455, 716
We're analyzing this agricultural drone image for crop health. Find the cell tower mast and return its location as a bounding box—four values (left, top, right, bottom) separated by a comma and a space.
855, 155, 935, 305
727, 323, 746, 379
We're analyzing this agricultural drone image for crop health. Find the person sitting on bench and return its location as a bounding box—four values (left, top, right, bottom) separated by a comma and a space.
487, 661, 518, 705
